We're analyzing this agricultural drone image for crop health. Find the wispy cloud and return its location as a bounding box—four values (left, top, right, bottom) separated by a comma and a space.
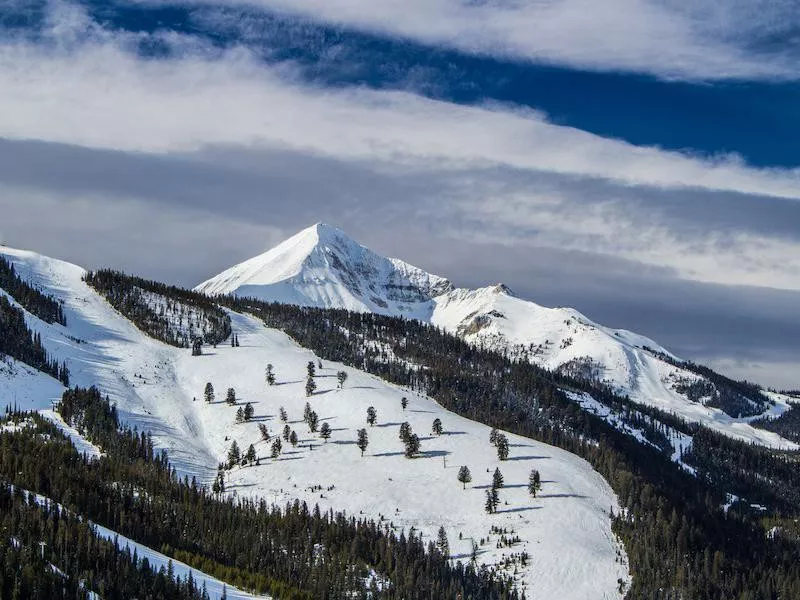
155, 0, 800, 81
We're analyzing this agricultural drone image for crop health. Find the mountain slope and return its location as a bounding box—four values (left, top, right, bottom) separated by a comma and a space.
0, 244, 629, 600
195, 225, 797, 449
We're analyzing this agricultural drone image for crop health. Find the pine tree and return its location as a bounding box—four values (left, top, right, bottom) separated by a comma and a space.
437, 526, 450, 558
307, 361, 316, 378
432, 417, 443, 435
399, 422, 411, 442
305, 376, 317, 397
490, 487, 500, 512
404, 433, 420, 458
265, 363, 275, 386
259, 423, 270, 442
204, 382, 215, 404
226, 387, 236, 405
244, 402, 254, 421
528, 469, 541, 498
401, 396, 408, 411
485, 490, 495, 514
279, 406, 288, 423
489, 427, 499, 446
246, 444, 257, 463
308, 411, 319, 433
304, 402, 312, 423
337, 370, 348, 388
290, 431, 298, 447
320, 422, 331, 442
283, 424, 291, 441
357, 428, 369, 457
227, 441, 240, 468
366, 406, 377, 426
496, 434, 509, 461
457, 466, 472, 490
271, 438, 282, 458
235, 407, 244, 424
493, 468, 504, 489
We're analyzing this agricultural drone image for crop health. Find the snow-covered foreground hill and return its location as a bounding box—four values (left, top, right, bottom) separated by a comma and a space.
196, 224, 798, 449
0, 246, 629, 599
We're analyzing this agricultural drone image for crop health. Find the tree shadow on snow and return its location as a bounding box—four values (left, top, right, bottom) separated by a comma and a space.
375, 422, 404, 428
504, 455, 550, 461
495, 506, 540, 514
537, 493, 587, 499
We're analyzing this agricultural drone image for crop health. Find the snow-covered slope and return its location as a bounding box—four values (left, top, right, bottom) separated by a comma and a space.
0, 245, 629, 600
195, 226, 798, 449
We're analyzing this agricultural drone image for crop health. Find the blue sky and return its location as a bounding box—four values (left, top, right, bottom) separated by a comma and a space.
1, 0, 798, 387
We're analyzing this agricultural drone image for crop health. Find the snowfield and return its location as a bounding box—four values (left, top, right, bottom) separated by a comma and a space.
0, 245, 629, 599
195, 223, 798, 450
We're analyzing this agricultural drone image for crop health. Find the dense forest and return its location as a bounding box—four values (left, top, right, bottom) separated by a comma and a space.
0, 389, 520, 600
85, 270, 231, 347
0, 255, 66, 326
0, 294, 69, 384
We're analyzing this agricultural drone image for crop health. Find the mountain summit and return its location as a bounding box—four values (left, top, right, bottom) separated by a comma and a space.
195, 224, 791, 447
196, 223, 453, 316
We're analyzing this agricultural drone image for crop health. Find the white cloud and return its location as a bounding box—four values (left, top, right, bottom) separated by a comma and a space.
162, 0, 800, 81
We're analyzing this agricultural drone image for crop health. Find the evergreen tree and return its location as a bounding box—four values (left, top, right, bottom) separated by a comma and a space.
204, 382, 215, 404
432, 417, 443, 435
436, 526, 450, 558
244, 402, 254, 421
235, 407, 244, 424
270, 438, 282, 458
496, 434, 509, 461
357, 428, 369, 457
283, 424, 291, 441
337, 370, 348, 388
404, 433, 420, 458
366, 406, 377, 426
320, 422, 331, 442
485, 489, 495, 514
258, 423, 270, 442
246, 444, 257, 464
399, 422, 411, 443
265, 363, 275, 386
279, 406, 288, 423
308, 411, 319, 433
489, 427, 499, 446
457, 466, 472, 490
305, 376, 317, 397
304, 402, 312, 423
307, 361, 316, 378
226, 387, 236, 405
289, 431, 298, 447
227, 441, 240, 469
401, 396, 408, 411
493, 468, 504, 490
528, 469, 541, 498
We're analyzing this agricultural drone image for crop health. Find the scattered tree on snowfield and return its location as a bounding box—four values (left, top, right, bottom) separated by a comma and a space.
320, 422, 331, 442
289, 431, 298, 447
308, 411, 319, 433
204, 382, 215, 403
283, 424, 291, 441
493, 468, 504, 490
357, 428, 369, 457
366, 406, 377, 426
304, 402, 312, 423
259, 423, 270, 442
432, 418, 443, 435
279, 406, 288, 423
337, 370, 348, 388
307, 361, 316, 378
404, 433, 420, 458
246, 444, 257, 464
227, 440, 240, 469
529, 469, 541, 498
437, 526, 450, 558
496, 434, 509, 461
235, 407, 244, 424
271, 438, 282, 458
226, 387, 236, 406
265, 363, 275, 386
489, 428, 499, 446
244, 402, 254, 422
401, 396, 408, 411
305, 376, 317, 397
399, 422, 411, 442
458, 466, 472, 489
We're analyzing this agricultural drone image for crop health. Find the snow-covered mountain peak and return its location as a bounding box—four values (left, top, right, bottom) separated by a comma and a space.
195, 223, 453, 315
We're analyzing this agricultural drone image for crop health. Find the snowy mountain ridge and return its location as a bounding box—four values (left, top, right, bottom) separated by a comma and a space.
196, 224, 797, 448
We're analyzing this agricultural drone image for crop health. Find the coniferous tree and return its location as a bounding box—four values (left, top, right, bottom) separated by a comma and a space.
320, 422, 331, 442
226, 387, 236, 406
270, 438, 282, 458
485, 489, 495, 514
265, 363, 275, 386
283, 424, 291, 441
366, 406, 377, 426
259, 423, 270, 442
489, 428, 499, 446
528, 469, 541, 498
493, 468, 504, 490
307, 361, 316, 378
401, 396, 408, 411
432, 417, 443, 435
279, 406, 288, 423
305, 376, 317, 397
399, 422, 411, 443
404, 433, 420, 458
304, 402, 312, 423
357, 428, 369, 457
235, 407, 244, 424
308, 411, 319, 433
227, 440, 240, 468
437, 526, 450, 558
245, 444, 256, 464
290, 431, 298, 447
204, 382, 215, 403
337, 370, 348, 388
496, 434, 509, 461
244, 402, 254, 422
458, 466, 472, 490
